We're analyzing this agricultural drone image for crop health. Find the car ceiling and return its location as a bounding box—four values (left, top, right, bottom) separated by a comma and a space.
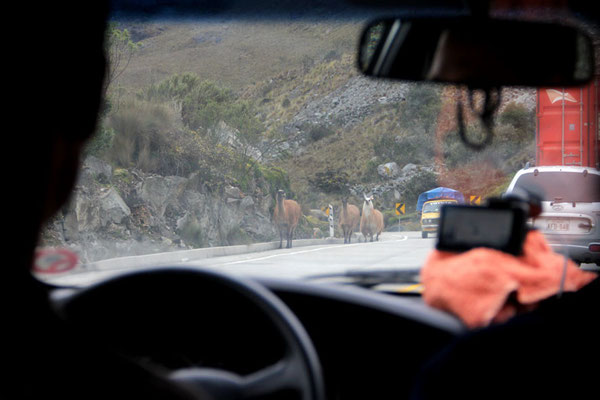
107, 1, 600, 27
109, 0, 471, 19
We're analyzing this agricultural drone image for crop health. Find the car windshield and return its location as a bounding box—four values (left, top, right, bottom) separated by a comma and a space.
512, 171, 600, 202
423, 201, 452, 213
34, 8, 600, 286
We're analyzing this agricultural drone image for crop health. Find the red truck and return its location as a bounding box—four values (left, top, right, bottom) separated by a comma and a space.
536, 77, 599, 169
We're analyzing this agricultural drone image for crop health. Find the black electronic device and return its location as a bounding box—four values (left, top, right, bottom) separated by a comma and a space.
436, 195, 534, 256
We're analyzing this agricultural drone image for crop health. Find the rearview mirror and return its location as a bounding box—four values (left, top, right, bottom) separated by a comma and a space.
358, 18, 594, 88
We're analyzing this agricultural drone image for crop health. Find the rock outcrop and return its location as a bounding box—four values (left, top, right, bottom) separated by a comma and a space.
41, 156, 278, 263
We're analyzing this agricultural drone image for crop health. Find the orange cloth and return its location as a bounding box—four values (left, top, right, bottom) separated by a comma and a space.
421, 230, 597, 329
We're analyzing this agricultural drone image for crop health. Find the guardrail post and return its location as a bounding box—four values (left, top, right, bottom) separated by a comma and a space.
328, 204, 334, 238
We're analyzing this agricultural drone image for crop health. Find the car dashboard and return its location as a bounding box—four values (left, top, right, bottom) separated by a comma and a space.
262, 278, 464, 399
51, 271, 464, 400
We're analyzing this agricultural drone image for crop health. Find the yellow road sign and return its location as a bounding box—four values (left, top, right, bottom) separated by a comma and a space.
395, 203, 405, 215
322, 206, 330, 216
469, 195, 481, 205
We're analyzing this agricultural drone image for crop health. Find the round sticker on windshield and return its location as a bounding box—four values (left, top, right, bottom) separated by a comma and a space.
33, 248, 79, 274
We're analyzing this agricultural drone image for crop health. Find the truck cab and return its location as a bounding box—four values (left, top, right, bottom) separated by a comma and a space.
420, 198, 459, 238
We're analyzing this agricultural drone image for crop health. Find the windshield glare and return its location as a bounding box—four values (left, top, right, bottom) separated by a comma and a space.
513, 172, 600, 202
422, 201, 454, 213
34, 15, 599, 285
423, 203, 440, 213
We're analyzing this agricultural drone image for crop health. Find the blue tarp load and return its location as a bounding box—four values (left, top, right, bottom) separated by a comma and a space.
416, 187, 465, 213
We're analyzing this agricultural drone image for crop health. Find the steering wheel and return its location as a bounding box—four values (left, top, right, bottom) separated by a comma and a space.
55, 267, 326, 400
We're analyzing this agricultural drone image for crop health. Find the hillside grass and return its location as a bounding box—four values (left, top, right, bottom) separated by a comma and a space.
277, 106, 394, 204
100, 20, 536, 221
113, 21, 361, 93
243, 53, 359, 135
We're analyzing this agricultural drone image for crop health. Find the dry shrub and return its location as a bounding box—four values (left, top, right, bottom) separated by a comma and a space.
439, 162, 507, 199
106, 99, 200, 176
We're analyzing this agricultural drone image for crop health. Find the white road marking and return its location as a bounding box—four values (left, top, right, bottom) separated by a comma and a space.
219, 235, 408, 265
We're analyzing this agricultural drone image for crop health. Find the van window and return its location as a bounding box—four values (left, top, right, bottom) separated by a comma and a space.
513, 171, 600, 202
423, 201, 453, 213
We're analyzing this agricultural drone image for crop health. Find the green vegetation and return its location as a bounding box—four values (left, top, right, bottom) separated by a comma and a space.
308, 124, 335, 142
400, 171, 439, 212
255, 164, 291, 197
296, 215, 329, 239
104, 25, 140, 98
105, 99, 204, 176
141, 74, 263, 138
309, 169, 353, 195
94, 21, 365, 210
398, 85, 442, 135
113, 168, 132, 184
178, 215, 205, 248
91, 21, 535, 232
372, 85, 441, 166
498, 102, 535, 135
96, 71, 279, 194
84, 127, 115, 158
487, 173, 517, 198
226, 227, 254, 245
442, 102, 535, 172
372, 133, 434, 166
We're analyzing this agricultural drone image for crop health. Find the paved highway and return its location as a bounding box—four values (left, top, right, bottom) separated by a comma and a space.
40, 231, 598, 287
187, 231, 431, 279
42, 231, 435, 286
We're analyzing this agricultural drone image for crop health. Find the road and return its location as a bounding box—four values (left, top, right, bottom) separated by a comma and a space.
186, 231, 430, 279
40, 231, 599, 287
42, 231, 435, 286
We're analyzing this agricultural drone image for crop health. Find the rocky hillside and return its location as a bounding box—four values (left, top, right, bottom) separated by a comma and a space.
40, 20, 537, 262
42, 156, 283, 263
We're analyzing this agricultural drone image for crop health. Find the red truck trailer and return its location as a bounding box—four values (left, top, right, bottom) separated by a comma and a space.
536, 77, 599, 169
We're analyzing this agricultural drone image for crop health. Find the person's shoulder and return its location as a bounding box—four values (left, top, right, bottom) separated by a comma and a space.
412, 276, 600, 399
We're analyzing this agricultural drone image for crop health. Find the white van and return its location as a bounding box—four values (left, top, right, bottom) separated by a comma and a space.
506, 166, 600, 264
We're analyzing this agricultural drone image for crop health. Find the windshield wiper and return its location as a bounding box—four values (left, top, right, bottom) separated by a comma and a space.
305, 268, 421, 288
